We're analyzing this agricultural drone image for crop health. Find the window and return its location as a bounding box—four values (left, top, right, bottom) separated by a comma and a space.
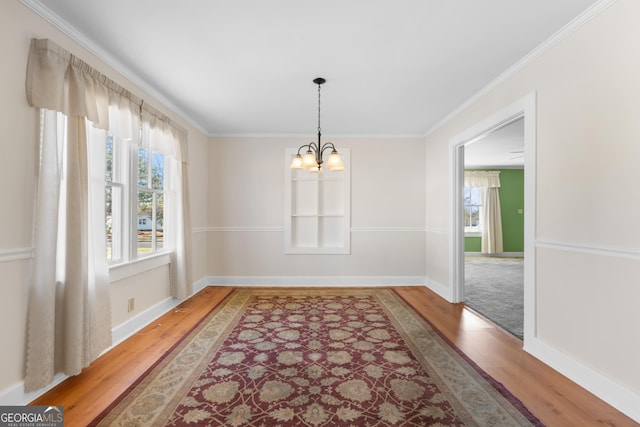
100, 131, 170, 265
105, 135, 122, 262
464, 186, 483, 233
136, 147, 166, 256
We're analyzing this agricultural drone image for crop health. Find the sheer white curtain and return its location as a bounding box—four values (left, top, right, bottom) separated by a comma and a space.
465, 171, 503, 254
24, 39, 191, 391
26, 110, 112, 391
140, 116, 193, 299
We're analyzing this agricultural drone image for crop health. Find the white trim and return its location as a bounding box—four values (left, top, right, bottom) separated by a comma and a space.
0, 247, 33, 263
425, 228, 448, 235
191, 227, 210, 233
464, 252, 524, 257
19, 0, 208, 136
284, 148, 351, 255
21, 0, 616, 139
110, 297, 179, 347
536, 240, 640, 260
202, 226, 426, 233
109, 253, 171, 283
0, 279, 209, 405
425, 0, 617, 138
425, 277, 453, 302
204, 276, 426, 287
192, 276, 213, 292
203, 226, 284, 232
449, 138, 465, 304
449, 92, 537, 342
0, 373, 67, 406
351, 227, 425, 232
209, 133, 425, 139
525, 337, 640, 424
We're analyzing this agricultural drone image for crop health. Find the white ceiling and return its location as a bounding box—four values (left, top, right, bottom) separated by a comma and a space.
26, 0, 599, 136
464, 118, 525, 168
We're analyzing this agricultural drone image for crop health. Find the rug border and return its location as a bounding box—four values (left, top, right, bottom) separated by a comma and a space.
87, 289, 238, 427
89, 287, 544, 426
391, 288, 544, 427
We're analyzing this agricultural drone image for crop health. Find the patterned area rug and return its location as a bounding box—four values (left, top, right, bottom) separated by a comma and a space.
92, 288, 543, 426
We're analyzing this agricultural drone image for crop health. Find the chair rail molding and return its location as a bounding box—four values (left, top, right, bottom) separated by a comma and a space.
0, 247, 33, 263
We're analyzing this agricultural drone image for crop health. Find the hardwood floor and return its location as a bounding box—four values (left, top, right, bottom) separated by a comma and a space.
31, 286, 637, 426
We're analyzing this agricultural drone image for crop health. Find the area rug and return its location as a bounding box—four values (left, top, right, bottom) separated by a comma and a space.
91, 288, 543, 426
465, 257, 524, 339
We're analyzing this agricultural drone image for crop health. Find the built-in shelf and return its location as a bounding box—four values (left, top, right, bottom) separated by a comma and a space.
284, 148, 350, 254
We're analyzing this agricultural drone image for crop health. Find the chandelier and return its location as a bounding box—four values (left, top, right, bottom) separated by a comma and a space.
289, 77, 345, 172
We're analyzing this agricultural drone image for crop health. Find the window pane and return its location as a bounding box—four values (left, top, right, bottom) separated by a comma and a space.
106, 136, 113, 183
156, 193, 164, 250
470, 187, 482, 205
138, 148, 149, 188
107, 185, 122, 262
470, 206, 480, 227
137, 190, 153, 256
106, 185, 113, 261
152, 152, 164, 190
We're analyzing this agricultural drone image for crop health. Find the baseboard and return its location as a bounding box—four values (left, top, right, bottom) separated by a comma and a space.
0, 280, 209, 406
203, 276, 427, 287
111, 279, 209, 346
464, 252, 524, 257
202, 276, 453, 302
0, 373, 67, 406
524, 337, 640, 423
8, 276, 637, 423
424, 277, 454, 302
111, 297, 180, 347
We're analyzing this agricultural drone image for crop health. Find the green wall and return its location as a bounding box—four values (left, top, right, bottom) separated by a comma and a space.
464, 169, 524, 253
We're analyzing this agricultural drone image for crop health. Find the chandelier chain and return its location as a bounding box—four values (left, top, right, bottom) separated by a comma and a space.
317, 83, 321, 134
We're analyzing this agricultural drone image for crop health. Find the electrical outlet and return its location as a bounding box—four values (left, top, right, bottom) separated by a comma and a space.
128, 297, 135, 312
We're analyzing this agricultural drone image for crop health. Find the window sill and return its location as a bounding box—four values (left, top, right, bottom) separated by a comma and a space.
464, 231, 482, 238
109, 252, 171, 283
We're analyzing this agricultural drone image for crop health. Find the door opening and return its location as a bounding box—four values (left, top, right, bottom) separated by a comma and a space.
463, 118, 525, 338
449, 93, 536, 344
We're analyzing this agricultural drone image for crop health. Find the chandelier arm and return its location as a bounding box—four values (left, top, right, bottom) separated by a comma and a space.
319, 142, 337, 157
296, 142, 318, 155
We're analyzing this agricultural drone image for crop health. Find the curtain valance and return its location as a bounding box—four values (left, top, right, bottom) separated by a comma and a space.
464, 171, 501, 188
26, 38, 188, 161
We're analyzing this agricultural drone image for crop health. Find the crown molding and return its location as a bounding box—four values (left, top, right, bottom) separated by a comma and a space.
21, 0, 618, 140
208, 133, 425, 139
20, 0, 209, 136
424, 0, 618, 138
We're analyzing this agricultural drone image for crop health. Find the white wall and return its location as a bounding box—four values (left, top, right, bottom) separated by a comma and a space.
0, 0, 209, 400
207, 136, 425, 282
425, 0, 640, 418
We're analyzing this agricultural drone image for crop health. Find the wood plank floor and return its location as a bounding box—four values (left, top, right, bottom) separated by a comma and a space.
31, 286, 637, 426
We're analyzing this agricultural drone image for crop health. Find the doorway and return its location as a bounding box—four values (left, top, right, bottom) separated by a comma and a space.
463, 118, 525, 338
449, 93, 536, 343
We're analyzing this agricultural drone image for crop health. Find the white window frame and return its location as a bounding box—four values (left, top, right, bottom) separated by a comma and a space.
464, 185, 483, 237
132, 145, 168, 259
98, 131, 172, 281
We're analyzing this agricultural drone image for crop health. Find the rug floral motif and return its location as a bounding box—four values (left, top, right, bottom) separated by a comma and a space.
94, 288, 542, 426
